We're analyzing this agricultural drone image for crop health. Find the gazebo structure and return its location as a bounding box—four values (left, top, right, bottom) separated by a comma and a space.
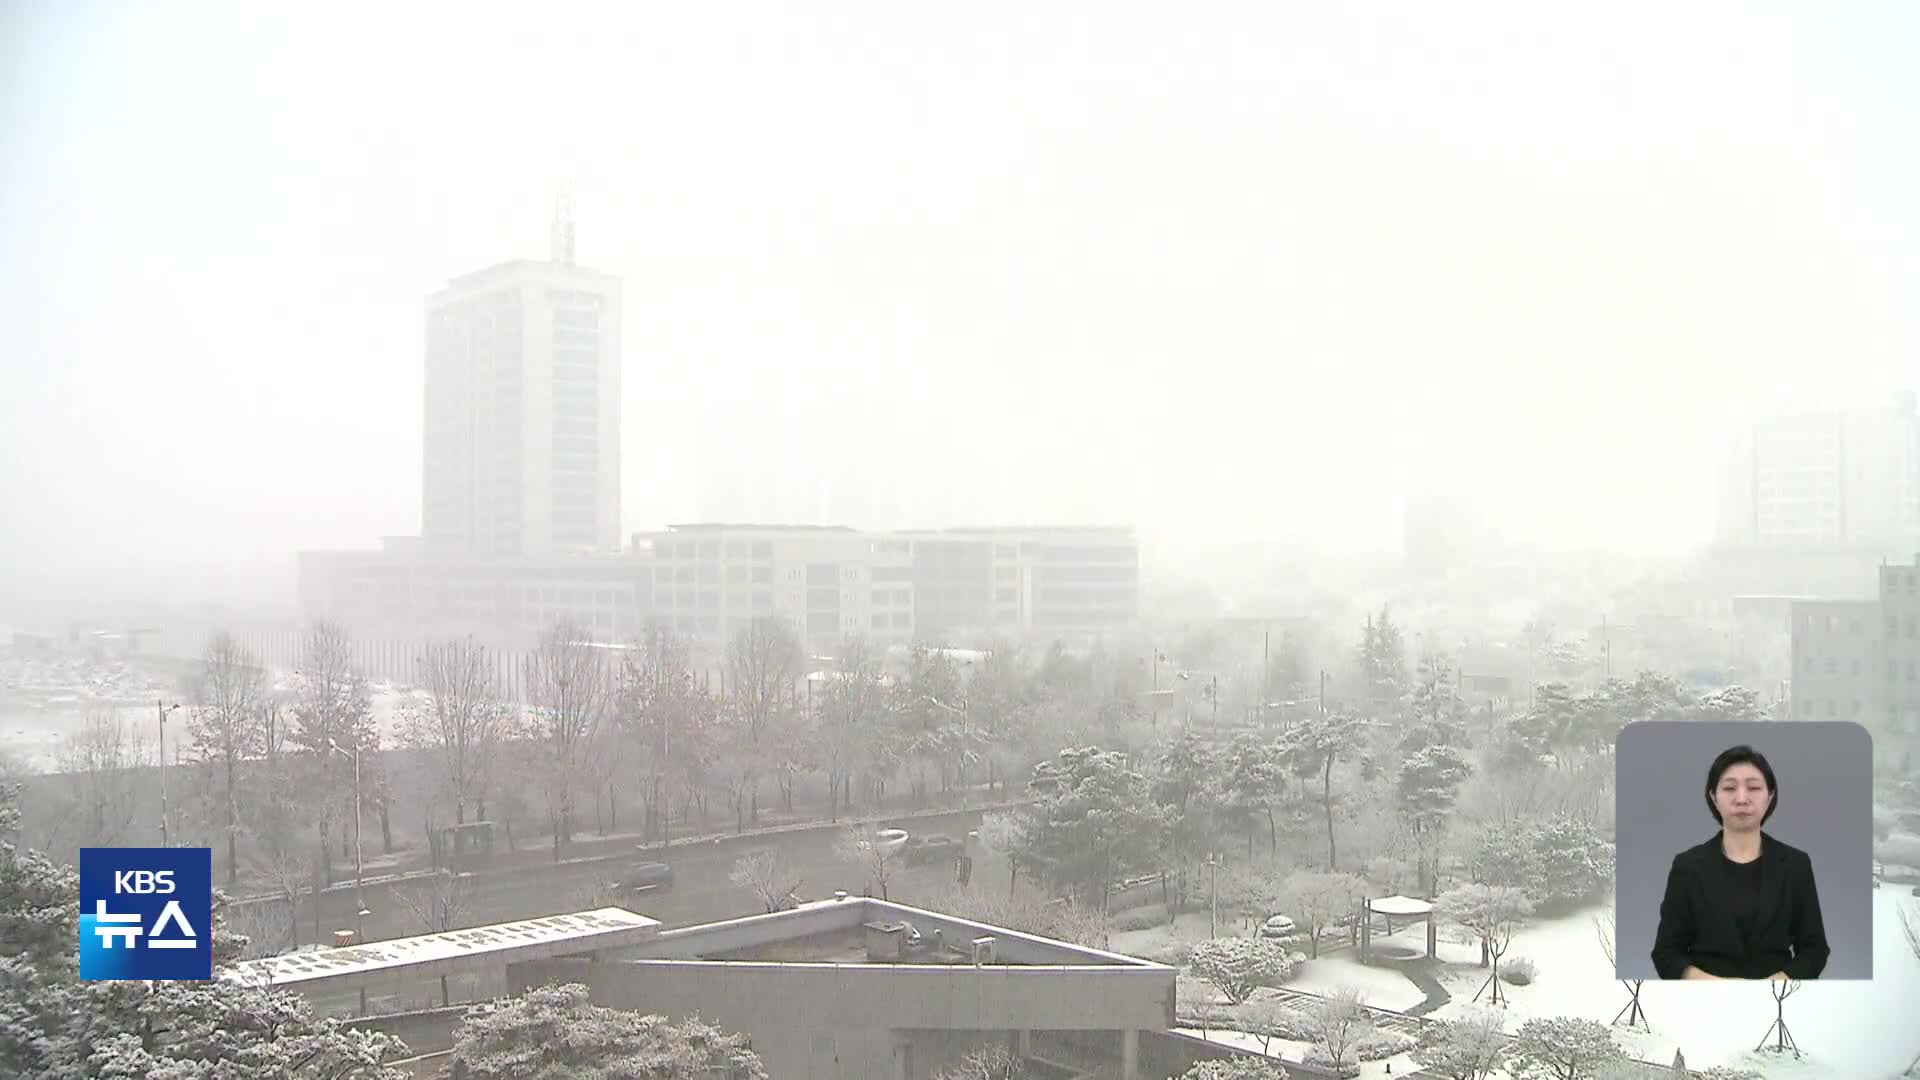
1357, 894, 1437, 963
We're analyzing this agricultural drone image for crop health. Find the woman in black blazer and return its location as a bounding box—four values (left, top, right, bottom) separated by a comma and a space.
1650, 744, 1830, 980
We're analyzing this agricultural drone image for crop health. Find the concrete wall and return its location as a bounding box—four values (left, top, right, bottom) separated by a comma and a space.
625, 897, 1164, 970
512, 957, 1175, 1080
345, 1006, 471, 1057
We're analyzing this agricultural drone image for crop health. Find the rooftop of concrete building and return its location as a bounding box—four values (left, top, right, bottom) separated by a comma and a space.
651, 523, 1134, 536
220, 897, 1162, 1002
624, 896, 1165, 971
435, 258, 618, 292
219, 907, 662, 990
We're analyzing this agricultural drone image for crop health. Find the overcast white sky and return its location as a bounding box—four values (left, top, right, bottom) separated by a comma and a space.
4, 1, 1918, 608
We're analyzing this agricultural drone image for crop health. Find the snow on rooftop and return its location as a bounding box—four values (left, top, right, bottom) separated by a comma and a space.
220, 907, 660, 988
1367, 895, 1433, 917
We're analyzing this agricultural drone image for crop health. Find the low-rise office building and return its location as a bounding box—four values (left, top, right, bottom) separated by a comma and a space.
295, 524, 1140, 659
231, 898, 1228, 1080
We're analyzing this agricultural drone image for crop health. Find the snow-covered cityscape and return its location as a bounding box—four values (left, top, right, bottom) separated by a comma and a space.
5, 4, 1920, 1079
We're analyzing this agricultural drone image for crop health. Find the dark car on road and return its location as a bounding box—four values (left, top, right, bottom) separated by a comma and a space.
615, 861, 675, 894
902, 834, 959, 866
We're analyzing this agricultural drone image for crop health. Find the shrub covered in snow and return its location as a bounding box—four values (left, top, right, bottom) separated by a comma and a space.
1177, 1060, 1291, 1080
1501, 955, 1539, 985
1353, 1030, 1412, 1061
1187, 937, 1296, 1004
1301, 1050, 1360, 1078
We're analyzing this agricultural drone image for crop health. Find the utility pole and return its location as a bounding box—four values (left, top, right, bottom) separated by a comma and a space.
156, 701, 179, 847
1204, 853, 1223, 939
1262, 628, 1270, 713
1319, 670, 1328, 716
1210, 675, 1219, 728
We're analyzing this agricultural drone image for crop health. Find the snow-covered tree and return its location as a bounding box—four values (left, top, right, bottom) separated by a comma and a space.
1526, 817, 1614, 909
1188, 937, 1294, 1004
525, 620, 613, 857
730, 848, 804, 913
0, 787, 409, 1078
724, 615, 802, 827
1216, 861, 1289, 939
834, 824, 901, 900
1693, 685, 1765, 724
1015, 747, 1165, 910
1298, 985, 1367, 1070
1411, 1007, 1508, 1080
1395, 738, 1473, 895
1437, 884, 1533, 1006
1153, 730, 1222, 914
186, 632, 270, 888
401, 636, 511, 834
1591, 907, 1648, 1030
289, 618, 376, 884
1217, 733, 1285, 859
1356, 607, 1409, 705
1277, 708, 1369, 870
1505, 1017, 1626, 1080
448, 982, 766, 1079
52, 706, 149, 852
1279, 870, 1367, 958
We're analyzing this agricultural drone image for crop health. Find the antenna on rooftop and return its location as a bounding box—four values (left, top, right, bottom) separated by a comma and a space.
551, 187, 576, 266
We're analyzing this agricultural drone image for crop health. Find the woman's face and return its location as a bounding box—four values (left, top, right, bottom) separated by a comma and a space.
1713, 762, 1772, 830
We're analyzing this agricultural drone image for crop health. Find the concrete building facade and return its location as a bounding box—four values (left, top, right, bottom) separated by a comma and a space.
1789, 558, 1920, 769
235, 899, 1205, 1080
1717, 393, 1920, 552
296, 525, 1140, 657
421, 220, 622, 557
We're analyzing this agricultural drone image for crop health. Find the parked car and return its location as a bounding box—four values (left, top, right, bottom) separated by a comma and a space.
903, 834, 959, 866
1258, 914, 1298, 939
616, 861, 675, 894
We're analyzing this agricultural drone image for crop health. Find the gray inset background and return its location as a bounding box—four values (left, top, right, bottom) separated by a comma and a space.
1613, 721, 1872, 980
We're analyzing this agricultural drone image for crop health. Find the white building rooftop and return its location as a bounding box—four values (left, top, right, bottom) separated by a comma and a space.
220, 907, 661, 990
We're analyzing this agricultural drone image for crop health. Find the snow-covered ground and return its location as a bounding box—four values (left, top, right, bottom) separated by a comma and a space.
2, 684, 422, 773
1421, 889, 1920, 1077
1285, 951, 1428, 1013
1133, 892, 1920, 1078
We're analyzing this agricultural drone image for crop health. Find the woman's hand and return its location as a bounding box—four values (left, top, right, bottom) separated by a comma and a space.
1682, 966, 1724, 980
1768, 971, 1790, 981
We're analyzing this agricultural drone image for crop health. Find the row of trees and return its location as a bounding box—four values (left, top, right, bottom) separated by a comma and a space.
29, 614, 1165, 884
981, 648, 1491, 916
0, 778, 766, 1078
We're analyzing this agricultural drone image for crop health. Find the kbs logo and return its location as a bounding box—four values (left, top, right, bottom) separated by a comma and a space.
79, 848, 212, 981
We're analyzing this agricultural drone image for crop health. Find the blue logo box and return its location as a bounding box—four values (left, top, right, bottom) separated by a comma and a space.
78, 848, 213, 981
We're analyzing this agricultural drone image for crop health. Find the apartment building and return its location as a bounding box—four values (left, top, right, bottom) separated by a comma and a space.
1789, 557, 1920, 768
1718, 392, 1920, 551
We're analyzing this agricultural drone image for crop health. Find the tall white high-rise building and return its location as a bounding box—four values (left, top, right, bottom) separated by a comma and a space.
422, 202, 623, 556
1716, 392, 1920, 552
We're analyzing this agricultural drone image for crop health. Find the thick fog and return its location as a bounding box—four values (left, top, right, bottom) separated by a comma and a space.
4, 2, 1919, 615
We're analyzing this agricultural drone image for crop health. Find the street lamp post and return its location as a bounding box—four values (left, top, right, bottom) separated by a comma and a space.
157, 701, 180, 847
327, 739, 366, 943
